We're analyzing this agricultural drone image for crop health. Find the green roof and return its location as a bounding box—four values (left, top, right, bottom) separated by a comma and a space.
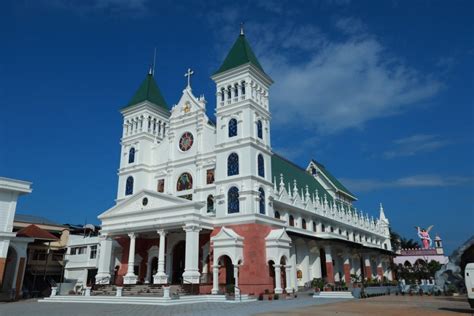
214, 34, 265, 75
312, 160, 355, 198
125, 73, 168, 110
271, 154, 335, 204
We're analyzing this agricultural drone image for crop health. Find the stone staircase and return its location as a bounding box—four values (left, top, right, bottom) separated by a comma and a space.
92, 284, 189, 297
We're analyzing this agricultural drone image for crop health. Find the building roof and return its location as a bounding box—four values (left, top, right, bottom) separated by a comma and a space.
14, 214, 63, 227
311, 160, 356, 199
271, 154, 335, 204
124, 72, 168, 110
214, 33, 265, 75
16, 224, 59, 241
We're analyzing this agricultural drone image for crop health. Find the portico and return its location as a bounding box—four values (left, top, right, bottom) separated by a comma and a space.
95, 190, 212, 286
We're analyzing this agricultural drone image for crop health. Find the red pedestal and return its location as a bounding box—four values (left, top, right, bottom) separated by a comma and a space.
343, 263, 351, 284
364, 265, 372, 280
326, 261, 335, 283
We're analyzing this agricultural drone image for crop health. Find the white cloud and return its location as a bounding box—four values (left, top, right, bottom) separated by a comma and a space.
340, 175, 472, 192
383, 134, 450, 159
207, 13, 443, 135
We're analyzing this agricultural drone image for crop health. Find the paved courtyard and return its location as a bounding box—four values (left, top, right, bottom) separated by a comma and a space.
0, 295, 472, 316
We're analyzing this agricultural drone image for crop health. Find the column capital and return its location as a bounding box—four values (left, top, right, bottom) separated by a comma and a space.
128, 232, 136, 239
99, 233, 111, 241
183, 224, 201, 233
273, 264, 281, 269
157, 229, 167, 237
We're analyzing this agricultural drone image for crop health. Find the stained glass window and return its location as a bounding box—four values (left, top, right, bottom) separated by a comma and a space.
289, 215, 294, 227
228, 118, 237, 137
207, 195, 214, 213
227, 153, 239, 176
179, 132, 194, 151
128, 147, 135, 163
177, 172, 193, 191
258, 188, 265, 214
125, 176, 134, 195
257, 154, 265, 177
206, 169, 215, 184
257, 120, 263, 139
157, 179, 165, 193
228, 186, 239, 214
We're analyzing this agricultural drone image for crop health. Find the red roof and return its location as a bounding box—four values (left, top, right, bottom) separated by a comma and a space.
16, 224, 59, 241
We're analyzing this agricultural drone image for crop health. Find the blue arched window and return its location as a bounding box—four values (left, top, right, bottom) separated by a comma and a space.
257, 154, 265, 177
259, 187, 265, 214
228, 118, 237, 137
128, 147, 135, 164
125, 176, 134, 196
227, 153, 239, 176
257, 120, 263, 139
228, 186, 239, 213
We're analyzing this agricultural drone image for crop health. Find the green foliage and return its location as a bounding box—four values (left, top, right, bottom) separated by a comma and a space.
226, 283, 235, 294
311, 278, 325, 289
400, 237, 420, 249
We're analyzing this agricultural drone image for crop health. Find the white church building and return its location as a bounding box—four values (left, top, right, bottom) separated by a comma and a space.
93, 29, 393, 296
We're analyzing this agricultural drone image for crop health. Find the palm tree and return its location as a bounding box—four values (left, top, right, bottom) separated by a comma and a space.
400, 237, 420, 249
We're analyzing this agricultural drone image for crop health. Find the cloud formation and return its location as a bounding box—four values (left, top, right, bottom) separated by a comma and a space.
383, 134, 450, 159
207, 10, 443, 134
340, 174, 472, 192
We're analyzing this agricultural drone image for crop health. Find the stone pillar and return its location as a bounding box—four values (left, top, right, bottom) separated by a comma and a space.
364, 254, 372, 280
145, 258, 152, 284
325, 246, 335, 283
234, 265, 240, 296
154, 229, 168, 284
343, 255, 351, 285
95, 234, 113, 284
182, 224, 201, 284
212, 264, 219, 294
285, 264, 292, 293
274, 264, 283, 294
116, 287, 123, 297
123, 232, 137, 284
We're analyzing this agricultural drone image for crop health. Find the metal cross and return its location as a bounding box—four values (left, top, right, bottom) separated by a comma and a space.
184, 68, 194, 88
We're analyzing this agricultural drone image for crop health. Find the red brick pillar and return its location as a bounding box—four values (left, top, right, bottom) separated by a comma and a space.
325, 247, 335, 283
364, 255, 372, 280
377, 260, 384, 280
0, 257, 6, 288
343, 256, 351, 285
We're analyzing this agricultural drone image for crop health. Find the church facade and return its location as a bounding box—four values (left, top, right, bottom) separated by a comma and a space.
94, 30, 393, 295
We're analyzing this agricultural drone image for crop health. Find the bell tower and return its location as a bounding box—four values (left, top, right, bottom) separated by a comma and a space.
117, 68, 170, 202
211, 27, 274, 218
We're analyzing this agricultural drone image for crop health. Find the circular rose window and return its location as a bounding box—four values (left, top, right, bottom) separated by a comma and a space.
179, 132, 194, 151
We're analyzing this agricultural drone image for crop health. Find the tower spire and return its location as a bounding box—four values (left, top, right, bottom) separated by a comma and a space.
152, 47, 157, 76
240, 22, 244, 35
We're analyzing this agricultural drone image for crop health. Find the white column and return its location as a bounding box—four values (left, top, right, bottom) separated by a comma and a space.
274, 264, 283, 294
182, 224, 201, 284
154, 229, 168, 284
234, 265, 240, 296
211, 264, 219, 294
284, 264, 292, 293
95, 234, 113, 284
123, 232, 137, 284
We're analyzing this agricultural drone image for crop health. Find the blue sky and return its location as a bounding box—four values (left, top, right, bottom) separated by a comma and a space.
1, 0, 473, 254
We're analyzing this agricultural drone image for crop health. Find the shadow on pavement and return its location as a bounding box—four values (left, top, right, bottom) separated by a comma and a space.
438, 307, 474, 314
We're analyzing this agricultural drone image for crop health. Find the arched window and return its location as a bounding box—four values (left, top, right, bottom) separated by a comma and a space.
228, 186, 239, 213
302, 219, 307, 230
257, 154, 265, 177
227, 153, 239, 176
274, 211, 280, 219
313, 221, 317, 232
258, 187, 265, 214
241, 81, 246, 95
221, 88, 225, 101
321, 224, 325, 232
128, 147, 135, 163
234, 84, 239, 97
257, 120, 263, 139
207, 195, 214, 213
125, 176, 134, 196
228, 118, 237, 137
289, 215, 294, 227
227, 86, 232, 99
176, 172, 193, 191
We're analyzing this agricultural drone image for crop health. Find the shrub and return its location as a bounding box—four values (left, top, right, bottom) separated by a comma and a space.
274, 294, 279, 300
258, 293, 263, 300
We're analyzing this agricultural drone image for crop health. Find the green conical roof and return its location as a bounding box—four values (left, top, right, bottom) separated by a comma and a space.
214, 33, 265, 75
125, 72, 168, 110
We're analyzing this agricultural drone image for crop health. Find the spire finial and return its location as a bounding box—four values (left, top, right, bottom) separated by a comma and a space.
152, 47, 157, 76
184, 68, 194, 89
240, 22, 244, 35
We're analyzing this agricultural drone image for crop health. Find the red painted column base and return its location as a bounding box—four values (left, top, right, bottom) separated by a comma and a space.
377, 267, 384, 280
343, 263, 351, 284
326, 262, 335, 283
365, 266, 372, 280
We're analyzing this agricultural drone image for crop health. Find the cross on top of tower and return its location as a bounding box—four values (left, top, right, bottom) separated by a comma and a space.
184, 68, 194, 89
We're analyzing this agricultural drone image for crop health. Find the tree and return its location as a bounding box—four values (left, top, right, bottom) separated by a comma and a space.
400, 237, 420, 249
390, 230, 402, 251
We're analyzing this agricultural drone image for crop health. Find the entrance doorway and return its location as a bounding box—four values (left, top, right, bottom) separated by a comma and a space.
172, 241, 185, 284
